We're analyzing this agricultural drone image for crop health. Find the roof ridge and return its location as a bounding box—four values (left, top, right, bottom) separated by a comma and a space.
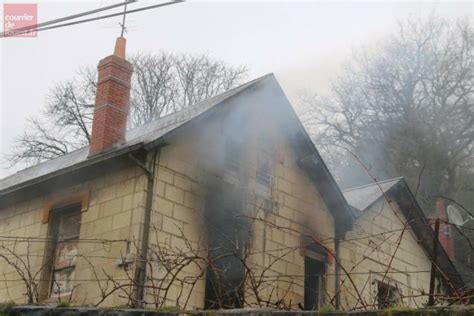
126, 73, 273, 136
342, 177, 403, 193
0, 74, 274, 186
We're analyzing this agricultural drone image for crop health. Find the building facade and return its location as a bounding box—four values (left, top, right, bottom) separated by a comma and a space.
339, 179, 463, 310
0, 37, 353, 309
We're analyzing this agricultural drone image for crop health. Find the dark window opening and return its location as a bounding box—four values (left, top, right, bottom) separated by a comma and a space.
45, 204, 81, 298
204, 219, 245, 309
376, 280, 401, 309
204, 253, 244, 309
203, 183, 246, 309
304, 256, 325, 310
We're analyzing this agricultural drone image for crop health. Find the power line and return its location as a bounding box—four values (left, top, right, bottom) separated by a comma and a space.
2, 270, 474, 282
0, 235, 128, 243
1, 0, 184, 38
0, 221, 470, 246
0, 0, 137, 38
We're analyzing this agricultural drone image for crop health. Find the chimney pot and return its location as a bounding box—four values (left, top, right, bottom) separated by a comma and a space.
114, 36, 126, 59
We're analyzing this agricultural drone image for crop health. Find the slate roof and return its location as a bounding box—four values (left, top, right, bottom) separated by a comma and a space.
0, 75, 268, 193
342, 178, 402, 215
344, 178, 468, 290
1, 73, 354, 231
452, 262, 474, 290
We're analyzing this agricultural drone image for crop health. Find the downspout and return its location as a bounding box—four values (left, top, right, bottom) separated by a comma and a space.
334, 227, 343, 310
130, 149, 159, 307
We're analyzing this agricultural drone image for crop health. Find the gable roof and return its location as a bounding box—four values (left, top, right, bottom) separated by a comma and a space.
0, 75, 266, 193
0, 74, 354, 230
452, 261, 474, 291
343, 177, 401, 215
343, 178, 466, 291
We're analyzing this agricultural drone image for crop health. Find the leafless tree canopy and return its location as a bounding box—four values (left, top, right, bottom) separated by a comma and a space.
129, 53, 247, 127
8, 53, 247, 166
303, 16, 473, 211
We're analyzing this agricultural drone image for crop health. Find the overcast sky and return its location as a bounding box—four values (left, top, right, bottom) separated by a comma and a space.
0, 0, 472, 178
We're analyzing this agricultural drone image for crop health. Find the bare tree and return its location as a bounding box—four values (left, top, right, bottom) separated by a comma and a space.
129, 53, 246, 127
129, 53, 177, 127
302, 16, 473, 212
8, 53, 247, 166
0, 241, 54, 304
9, 68, 96, 165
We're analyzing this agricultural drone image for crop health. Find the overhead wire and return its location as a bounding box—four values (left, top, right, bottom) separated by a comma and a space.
0, 0, 137, 38
1, 0, 184, 38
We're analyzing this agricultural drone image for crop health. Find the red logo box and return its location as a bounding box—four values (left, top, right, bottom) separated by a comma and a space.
4, 4, 37, 37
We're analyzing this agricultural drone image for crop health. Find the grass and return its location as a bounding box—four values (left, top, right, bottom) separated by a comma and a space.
319, 305, 338, 313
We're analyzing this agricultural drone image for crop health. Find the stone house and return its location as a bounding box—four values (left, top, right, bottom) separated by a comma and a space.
0, 37, 354, 309
340, 178, 464, 309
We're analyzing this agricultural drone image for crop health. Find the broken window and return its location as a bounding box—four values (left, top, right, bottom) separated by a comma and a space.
304, 256, 326, 310
47, 204, 81, 297
376, 280, 401, 309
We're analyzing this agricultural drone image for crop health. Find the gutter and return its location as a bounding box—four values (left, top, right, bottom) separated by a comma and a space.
0, 143, 144, 198
334, 227, 344, 309
298, 153, 352, 310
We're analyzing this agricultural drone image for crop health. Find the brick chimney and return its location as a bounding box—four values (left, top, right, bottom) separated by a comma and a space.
435, 199, 455, 259
89, 37, 133, 156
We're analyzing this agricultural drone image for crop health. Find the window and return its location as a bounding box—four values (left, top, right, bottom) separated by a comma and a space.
256, 151, 272, 187
224, 138, 243, 174
47, 204, 81, 297
304, 256, 325, 310
204, 186, 245, 309
376, 280, 401, 309
256, 132, 274, 192
204, 252, 244, 309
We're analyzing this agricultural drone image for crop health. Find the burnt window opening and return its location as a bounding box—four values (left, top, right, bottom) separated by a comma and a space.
376, 280, 401, 309
204, 245, 245, 309
304, 256, 326, 310
45, 204, 81, 298
224, 138, 243, 174
204, 211, 246, 309
203, 182, 247, 309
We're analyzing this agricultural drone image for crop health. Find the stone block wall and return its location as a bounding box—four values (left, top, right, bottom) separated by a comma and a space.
0, 100, 338, 309
144, 105, 336, 310
0, 164, 147, 306
339, 198, 434, 309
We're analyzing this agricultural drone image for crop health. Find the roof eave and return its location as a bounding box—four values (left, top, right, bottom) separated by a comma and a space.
0, 143, 145, 199
392, 179, 465, 291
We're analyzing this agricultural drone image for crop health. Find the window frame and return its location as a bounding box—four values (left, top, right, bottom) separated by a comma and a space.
255, 132, 275, 196
303, 255, 326, 310
41, 203, 82, 300
224, 137, 243, 175
256, 150, 272, 188
375, 280, 401, 309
